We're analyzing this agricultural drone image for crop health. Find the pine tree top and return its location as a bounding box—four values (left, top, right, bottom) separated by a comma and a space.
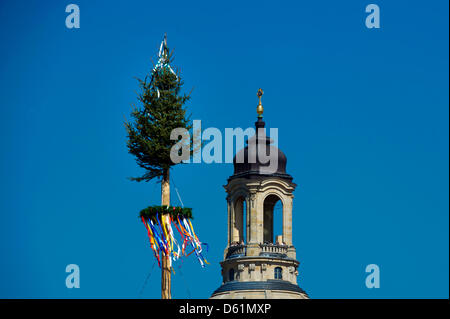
125, 37, 193, 182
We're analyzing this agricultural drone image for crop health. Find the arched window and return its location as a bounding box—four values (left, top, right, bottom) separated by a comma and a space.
274, 267, 283, 280
229, 268, 235, 281
263, 195, 282, 244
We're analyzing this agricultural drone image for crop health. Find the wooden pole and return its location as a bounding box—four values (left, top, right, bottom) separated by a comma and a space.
161, 168, 171, 299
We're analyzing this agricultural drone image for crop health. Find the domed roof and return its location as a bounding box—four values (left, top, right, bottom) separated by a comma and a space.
231, 118, 291, 180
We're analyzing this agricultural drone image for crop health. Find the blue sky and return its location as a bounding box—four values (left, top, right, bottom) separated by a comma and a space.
0, 0, 448, 298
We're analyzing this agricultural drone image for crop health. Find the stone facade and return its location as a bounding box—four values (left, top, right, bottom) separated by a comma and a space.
210, 176, 308, 299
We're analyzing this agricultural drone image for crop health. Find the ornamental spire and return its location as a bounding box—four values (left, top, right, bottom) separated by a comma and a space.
256, 88, 264, 118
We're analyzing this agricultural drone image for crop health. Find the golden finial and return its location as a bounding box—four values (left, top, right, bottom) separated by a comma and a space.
256, 88, 264, 118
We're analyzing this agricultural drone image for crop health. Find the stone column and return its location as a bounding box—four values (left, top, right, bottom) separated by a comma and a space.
248, 192, 257, 244
227, 198, 231, 246
255, 192, 264, 244
283, 196, 293, 245
246, 192, 263, 257
230, 200, 239, 243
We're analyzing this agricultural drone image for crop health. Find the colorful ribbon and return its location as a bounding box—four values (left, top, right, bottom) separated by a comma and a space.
141, 207, 209, 269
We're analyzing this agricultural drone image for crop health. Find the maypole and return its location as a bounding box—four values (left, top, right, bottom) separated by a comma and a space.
161, 168, 171, 299
125, 34, 207, 299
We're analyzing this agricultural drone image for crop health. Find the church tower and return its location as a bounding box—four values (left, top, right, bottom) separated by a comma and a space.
210, 89, 309, 299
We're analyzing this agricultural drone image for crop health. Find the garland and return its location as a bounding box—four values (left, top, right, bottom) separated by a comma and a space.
139, 205, 208, 269
140, 205, 193, 222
